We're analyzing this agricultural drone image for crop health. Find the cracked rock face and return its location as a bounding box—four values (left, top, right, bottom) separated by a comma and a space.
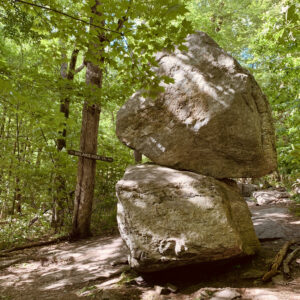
116, 32, 277, 178
116, 164, 260, 272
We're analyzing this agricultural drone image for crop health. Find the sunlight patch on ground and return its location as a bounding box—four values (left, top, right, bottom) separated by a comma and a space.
244, 288, 300, 300
290, 220, 300, 225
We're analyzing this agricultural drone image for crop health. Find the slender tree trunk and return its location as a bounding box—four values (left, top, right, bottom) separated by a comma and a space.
71, 0, 129, 239
2, 116, 13, 215
14, 177, 21, 214
71, 101, 101, 238
57, 48, 79, 150
52, 49, 81, 231
71, 1, 104, 239
9, 141, 17, 215
0, 106, 7, 218
14, 113, 22, 214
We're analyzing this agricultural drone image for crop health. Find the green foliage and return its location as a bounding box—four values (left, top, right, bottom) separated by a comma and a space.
0, 213, 52, 250
0, 0, 193, 247
247, 0, 299, 183
118, 269, 139, 285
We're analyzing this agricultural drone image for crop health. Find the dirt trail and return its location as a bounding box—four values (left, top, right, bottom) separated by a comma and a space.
0, 202, 299, 300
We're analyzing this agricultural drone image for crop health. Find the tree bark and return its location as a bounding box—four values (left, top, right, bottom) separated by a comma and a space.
9, 140, 17, 215
2, 116, 13, 215
71, 0, 129, 239
57, 49, 79, 150
262, 240, 295, 281
71, 101, 101, 238
71, 1, 104, 239
52, 49, 81, 231
14, 113, 22, 214
0, 106, 7, 218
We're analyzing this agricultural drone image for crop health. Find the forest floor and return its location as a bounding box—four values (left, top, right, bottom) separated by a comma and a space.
0, 201, 300, 300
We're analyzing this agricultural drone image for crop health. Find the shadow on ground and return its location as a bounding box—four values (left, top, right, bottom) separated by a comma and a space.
0, 203, 299, 299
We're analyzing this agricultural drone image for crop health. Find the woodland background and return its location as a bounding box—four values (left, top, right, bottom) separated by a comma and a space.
0, 0, 299, 249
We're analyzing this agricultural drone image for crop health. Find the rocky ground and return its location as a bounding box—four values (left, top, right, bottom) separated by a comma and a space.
0, 190, 299, 300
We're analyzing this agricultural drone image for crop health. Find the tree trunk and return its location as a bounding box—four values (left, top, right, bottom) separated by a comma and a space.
14, 177, 21, 214
0, 106, 7, 218
14, 112, 22, 214
71, 0, 104, 239
9, 140, 17, 215
52, 49, 80, 231
71, 0, 128, 239
71, 101, 101, 238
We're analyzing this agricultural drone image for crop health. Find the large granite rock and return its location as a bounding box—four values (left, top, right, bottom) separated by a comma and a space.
116, 32, 277, 178
116, 164, 260, 272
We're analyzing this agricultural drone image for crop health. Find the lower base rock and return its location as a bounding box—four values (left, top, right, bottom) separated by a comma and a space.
116, 164, 260, 272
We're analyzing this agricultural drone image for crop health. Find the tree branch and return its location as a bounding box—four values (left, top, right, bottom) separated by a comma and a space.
67, 49, 80, 80
116, 0, 132, 32
75, 62, 85, 74
14, 0, 125, 36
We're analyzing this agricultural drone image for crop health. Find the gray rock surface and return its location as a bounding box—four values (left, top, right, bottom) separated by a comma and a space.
253, 189, 291, 205
211, 288, 241, 300
116, 32, 277, 178
250, 206, 298, 240
116, 164, 260, 272
252, 218, 287, 240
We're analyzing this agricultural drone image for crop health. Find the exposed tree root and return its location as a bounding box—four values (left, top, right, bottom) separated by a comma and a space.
0, 257, 28, 270
283, 246, 300, 275
0, 235, 69, 256
262, 240, 295, 282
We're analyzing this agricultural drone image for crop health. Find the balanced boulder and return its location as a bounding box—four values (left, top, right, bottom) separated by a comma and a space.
116, 32, 277, 178
116, 164, 260, 272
